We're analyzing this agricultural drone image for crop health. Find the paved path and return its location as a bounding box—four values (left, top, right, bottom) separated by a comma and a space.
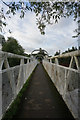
13, 63, 74, 119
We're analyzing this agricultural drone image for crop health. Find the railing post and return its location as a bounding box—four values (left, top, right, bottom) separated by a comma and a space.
0, 71, 2, 120
50, 59, 52, 63
74, 56, 80, 70
55, 58, 59, 65
69, 56, 73, 68
17, 58, 24, 94
20, 58, 24, 65
4, 57, 10, 69
27, 59, 29, 63
64, 69, 67, 94
9, 70, 16, 98
69, 56, 80, 70
0, 58, 4, 71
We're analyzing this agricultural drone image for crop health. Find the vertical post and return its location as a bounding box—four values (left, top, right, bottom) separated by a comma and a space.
69, 56, 73, 68
0, 51, 2, 119
74, 56, 80, 70
27, 59, 29, 63
20, 58, 24, 65
50, 59, 52, 63
55, 58, 59, 65
4, 57, 16, 98
8, 70, 16, 98
64, 69, 67, 94
4, 57, 9, 69
17, 58, 24, 94
0, 58, 4, 71
0, 71, 2, 120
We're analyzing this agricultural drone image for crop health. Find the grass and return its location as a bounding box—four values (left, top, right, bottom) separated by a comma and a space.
2, 65, 38, 120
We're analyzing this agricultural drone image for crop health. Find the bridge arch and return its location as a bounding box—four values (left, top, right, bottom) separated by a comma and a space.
31, 48, 49, 62
31, 48, 48, 56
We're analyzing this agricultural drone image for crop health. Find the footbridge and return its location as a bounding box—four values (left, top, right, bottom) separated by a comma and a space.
0, 50, 80, 120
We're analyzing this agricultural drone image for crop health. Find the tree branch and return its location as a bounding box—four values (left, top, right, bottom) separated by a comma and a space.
1, 0, 12, 8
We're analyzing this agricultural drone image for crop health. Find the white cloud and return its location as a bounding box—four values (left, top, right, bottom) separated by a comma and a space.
2, 9, 78, 56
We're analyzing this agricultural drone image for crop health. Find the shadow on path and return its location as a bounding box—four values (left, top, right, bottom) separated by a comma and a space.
13, 63, 75, 119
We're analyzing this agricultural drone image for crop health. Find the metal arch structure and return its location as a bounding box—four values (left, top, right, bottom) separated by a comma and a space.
35, 54, 44, 59
30, 48, 49, 61
31, 48, 49, 56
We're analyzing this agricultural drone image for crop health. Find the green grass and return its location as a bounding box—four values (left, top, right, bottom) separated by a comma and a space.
2, 65, 38, 120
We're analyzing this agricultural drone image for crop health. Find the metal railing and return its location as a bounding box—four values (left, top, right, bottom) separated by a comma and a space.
0, 51, 37, 119
0, 51, 34, 71
43, 50, 80, 119
48, 50, 80, 71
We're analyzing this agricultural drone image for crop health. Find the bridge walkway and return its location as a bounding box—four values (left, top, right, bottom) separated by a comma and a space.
13, 63, 74, 119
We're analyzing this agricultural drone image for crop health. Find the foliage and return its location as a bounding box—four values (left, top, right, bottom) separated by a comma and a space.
52, 46, 78, 67
0, 34, 6, 46
2, 37, 24, 55
2, 37, 24, 67
54, 46, 78, 56
0, 1, 80, 35
62, 46, 77, 54
54, 50, 60, 56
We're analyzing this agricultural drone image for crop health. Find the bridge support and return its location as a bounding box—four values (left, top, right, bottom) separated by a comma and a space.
0, 72, 2, 120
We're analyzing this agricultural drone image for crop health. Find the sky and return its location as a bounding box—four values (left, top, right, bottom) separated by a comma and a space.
0, 1, 78, 56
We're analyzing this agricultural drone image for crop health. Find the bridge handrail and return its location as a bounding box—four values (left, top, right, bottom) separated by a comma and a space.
46, 50, 80, 71
43, 60, 79, 119
51, 50, 80, 59
0, 51, 29, 59
0, 51, 33, 70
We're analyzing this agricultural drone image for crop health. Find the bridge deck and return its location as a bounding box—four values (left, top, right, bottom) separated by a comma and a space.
13, 63, 74, 119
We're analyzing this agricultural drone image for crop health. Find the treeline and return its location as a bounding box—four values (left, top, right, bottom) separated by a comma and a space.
52, 46, 78, 68
54, 46, 78, 56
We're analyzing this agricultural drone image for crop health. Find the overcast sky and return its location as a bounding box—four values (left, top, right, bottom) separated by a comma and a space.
0, 1, 78, 56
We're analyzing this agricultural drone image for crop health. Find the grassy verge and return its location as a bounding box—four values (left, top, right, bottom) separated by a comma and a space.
2, 64, 38, 120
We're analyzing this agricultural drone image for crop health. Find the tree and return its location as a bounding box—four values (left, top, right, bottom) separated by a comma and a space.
0, 34, 6, 46
62, 46, 77, 54
2, 37, 24, 67
0, 1, 79, 35
54, 50, 60, 56
2, 37, 24, 55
